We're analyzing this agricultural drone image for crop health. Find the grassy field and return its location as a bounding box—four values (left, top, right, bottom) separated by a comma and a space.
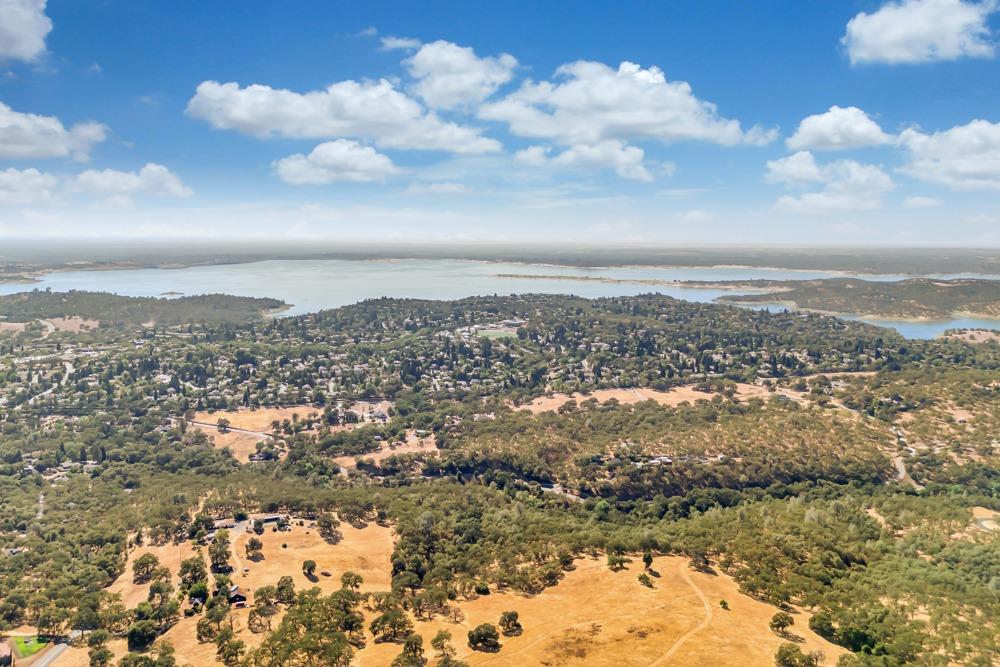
54, 522, 843, 667
14, 635, 49, 658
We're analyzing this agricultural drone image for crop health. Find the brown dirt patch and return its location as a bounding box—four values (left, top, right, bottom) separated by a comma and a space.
943, 329, 1000, 344
0, 322, 26, 334
332, 430, 438, 469
45, 317, 99, 333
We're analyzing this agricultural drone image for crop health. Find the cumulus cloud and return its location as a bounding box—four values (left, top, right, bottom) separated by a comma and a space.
479, 61, 776, 147
0, 102, 107, 160
767, 151, 893, 213
898, 119, 1000, 189
0, 167, 57, 204
73, 163, 193, 199
903, 195, 943, 207
405, 40, 517, 109
843, 0, 998, 65
787, 106, 892, 150
186, 79, 500, 154
273, 140, 399, 184
0, 0, 52, 62
764, 150, 826, 185
516, 140, 653, 181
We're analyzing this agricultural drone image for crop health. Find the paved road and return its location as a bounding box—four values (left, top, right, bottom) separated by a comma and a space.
26, 630, 81, 667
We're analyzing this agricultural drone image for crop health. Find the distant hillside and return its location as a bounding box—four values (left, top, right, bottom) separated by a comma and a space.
715, 278, 1000, 320
0, 290, 287, 327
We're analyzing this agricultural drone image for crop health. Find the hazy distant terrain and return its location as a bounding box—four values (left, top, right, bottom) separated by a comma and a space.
3, 243, 1000, 278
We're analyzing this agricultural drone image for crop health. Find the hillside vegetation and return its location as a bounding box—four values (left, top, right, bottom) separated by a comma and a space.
0, 290, 287, 328
715, 278, 1000, 320
0, 292, 996, 666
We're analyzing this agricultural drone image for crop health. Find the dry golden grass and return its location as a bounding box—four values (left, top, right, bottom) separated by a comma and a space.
190, 407, 321, 462
193, 407, 319, 433
54, 527, 844, 667
54, 522, 394, 667
332, 430, 438, 470
192, 429, 267, 463
355, 556, 843, 667
0, 322, 26, 334
517, 383, 807, 415
45, 316, 100, 332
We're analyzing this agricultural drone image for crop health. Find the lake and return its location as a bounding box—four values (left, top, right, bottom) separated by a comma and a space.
2, 258, 998, 339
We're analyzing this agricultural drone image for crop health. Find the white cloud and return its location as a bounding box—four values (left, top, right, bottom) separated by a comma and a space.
843, 0, 998, 65
767, 151, 894, 213
902, 195, 943, 207
273, 140, 399, 184
787, 106, 892, 150
0, 102, 107, 160
479, 60, 777, 147
676, 209, 714, 224
357, 26, 378, 37
405, 181, 469, 195
405, 40, 517, 110
898, 119, 1000, 189
551, 141, 652, 181
73, 163, 193, 199
0, 0, 52, 62
764, 150, 826, 185
380, 36, 421, 51
514, 145, 551, 167
516, 140, 654, 181
187, 79, 500, 154
0, 167, 57, 204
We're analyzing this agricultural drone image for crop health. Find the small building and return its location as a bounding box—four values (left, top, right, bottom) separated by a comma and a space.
213, 518, 236, 530
227, 584, 247, 608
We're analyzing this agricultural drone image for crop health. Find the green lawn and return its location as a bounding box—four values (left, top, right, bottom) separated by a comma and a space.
477, 329, 517, 339
13, 636, 48, 658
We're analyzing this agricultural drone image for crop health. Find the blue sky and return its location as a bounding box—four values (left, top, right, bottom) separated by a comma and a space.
0, 0, 999, 245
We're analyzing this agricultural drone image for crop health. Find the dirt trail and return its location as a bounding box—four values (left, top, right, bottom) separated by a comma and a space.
648, 560, 713, 666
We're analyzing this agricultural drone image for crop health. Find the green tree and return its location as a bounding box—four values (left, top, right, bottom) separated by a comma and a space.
467, 623, 501, 652
431, 629, 455, 659
391, 633, 425, 667
770, 611, 794, 636
179, 555, 207, 590
209, 530, 231, 573
774, 643, 820, 667
275, 576, 295, 604
245, 537, 263, 560
370, 607, 413, 642
302, 559, 317, 577
132, 553, 160, 584
126, 619, 159, 651
499, 610, 522, 636
340, 571, 363, 591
